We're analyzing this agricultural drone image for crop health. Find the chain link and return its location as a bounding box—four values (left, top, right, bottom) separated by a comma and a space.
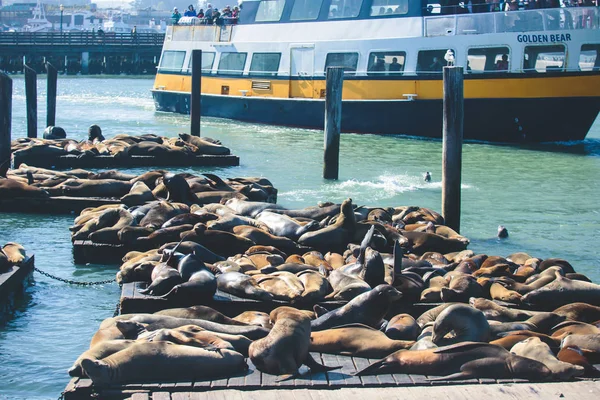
34, 266, 115, 286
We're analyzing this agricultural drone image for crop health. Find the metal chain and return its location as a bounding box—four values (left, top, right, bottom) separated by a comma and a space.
34, 266, 115, 286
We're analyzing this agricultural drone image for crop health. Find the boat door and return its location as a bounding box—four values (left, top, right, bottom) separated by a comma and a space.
290, 45, 315, 98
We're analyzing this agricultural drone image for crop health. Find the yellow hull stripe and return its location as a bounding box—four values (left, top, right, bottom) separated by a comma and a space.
153, 73, 600, 100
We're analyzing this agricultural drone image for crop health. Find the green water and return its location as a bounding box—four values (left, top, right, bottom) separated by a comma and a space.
0, 77, 599, 399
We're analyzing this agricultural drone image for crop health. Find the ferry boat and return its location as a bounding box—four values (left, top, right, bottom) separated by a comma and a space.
152, 1, 600, 143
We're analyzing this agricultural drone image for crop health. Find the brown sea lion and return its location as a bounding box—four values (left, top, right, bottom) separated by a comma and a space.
297, 270, 332, 303
69, 340, 137, 377
233, 311, 273, 329
248, 306, 339, 379
217, 271, 274, 302
431, 304, 490, 345
310, 324, 414, 358
155, 305, 248, 326
440, 275, 483, 303
354, 342, 552, 381
385, 313, 420, 341
81, 341, 246, 386
2, 243, 26, 264
557, 346, 600, 377
510, 337, 585, 379
522, 273, 600, 309
311, 285, 402, 331
297, 198, 356, 253
469, 298, 537, 322
0, 178, 49, 198
553, 303, 600, 323
490, 282, 523, 303
561, 334, 600, 363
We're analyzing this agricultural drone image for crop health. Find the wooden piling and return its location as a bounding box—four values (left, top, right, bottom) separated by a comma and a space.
46, 62, 58, 128
441, 66, 464, 233
190, 49, 202, 137
24, 64, 37, 138
0, 72, 11, 177
323, 66, 344, 180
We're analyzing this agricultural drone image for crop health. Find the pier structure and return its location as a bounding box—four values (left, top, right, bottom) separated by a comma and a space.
0, 32, 164, 75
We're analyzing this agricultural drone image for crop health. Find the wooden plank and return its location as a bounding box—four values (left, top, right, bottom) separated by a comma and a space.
210, 375, 229, 389
151, 393, 170, 400
309, 353, 329, 388
353, 357, 378, 387
322, 353, 344, 387
409, 374, 429, 386
191, 378, 211, 389
292, 364, 313, 388
244, 359, 262, 389
131, 394, 150, 400
336, 356, 361, 386
171, 394, 190, 400
391, 372, 412, 386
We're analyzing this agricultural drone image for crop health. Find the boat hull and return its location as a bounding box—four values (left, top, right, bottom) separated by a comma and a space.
152, 90, 599, 143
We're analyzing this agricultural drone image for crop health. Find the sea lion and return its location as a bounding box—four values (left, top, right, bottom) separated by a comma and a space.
249, 306, 339, 379
538, 258, 575, 274
137, 325, 237, 352
2, 243, 26, 264
255, 211, 319, 241
233, 225, 299, 252
561, 334, 600, 363
440, 275, 483, 303
497, 225, 508, 239
490, 331, 561, 351
310, 324, 414, 358
325, 268, 372, 301
469, 297, 537, 322
233, 311, 273, 329
311, 285, 402, 331
416, 303, 455, 328
557, 346, 600, 377
354, 342, 552, 381
159, 267, 217, 302
208, 214, 264, 232
385, 313, 420, 341
224, 198, 286, 218
511, 337, 585, 379
81, 342, 246, 386
297, 270, 332, 303
398, 230, 469, 256
521, 273, 600, 309
269, 203, 342, 221
297, 198, 356, 253
184, 223, 255, 257
431, 304, 489, 346
255, 272, 303, 302
178, 133, 231, 155
158, 241, 224, 264
139, 201, 189, 229
154, 306, 247, 326
138, 264, 182, 296
338, 226, 386, 288
490, 282, 523, 303
163, 213, 219, 229
217, 271, 274, 302
553, 303, 600, 323
488, 312, 566, 339
69, 339, 137, 377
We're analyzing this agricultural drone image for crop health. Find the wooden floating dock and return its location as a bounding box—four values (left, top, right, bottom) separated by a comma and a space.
12, 154, 240, 170
72, 240, 129, 265
0, 256, 34, 318
120, 281, 451, 316
0, 196, 121, 215
62, 356, 600, 400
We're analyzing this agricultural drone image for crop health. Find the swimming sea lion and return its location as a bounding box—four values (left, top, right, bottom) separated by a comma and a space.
431, 304, 489, 346
311, 284, 402, 331
249, 306, 339, 379
354, 342, 552, 381
310, 324, 414, 358
81, 341, 246, 386
510, 337, 585, 379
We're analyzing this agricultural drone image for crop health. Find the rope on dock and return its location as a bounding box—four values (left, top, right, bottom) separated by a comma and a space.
34, 266, 115, 286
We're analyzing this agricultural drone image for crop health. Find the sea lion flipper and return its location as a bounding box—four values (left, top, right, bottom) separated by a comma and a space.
275, 373, 298, 382
393, 240, 403, 271
304, 353, 341, 373
358, 226, 375, 264
313, 304, 329, 317
432, 342, 487, 354
426, 371, 472, 381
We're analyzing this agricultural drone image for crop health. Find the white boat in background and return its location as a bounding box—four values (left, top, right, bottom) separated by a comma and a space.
22, 1, 53, 33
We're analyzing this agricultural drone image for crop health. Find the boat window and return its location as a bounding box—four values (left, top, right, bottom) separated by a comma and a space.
249, 53, 281, 76
369, 0, 409, 16
325, 53, 359, 75
367, 52, 406, 75
255, 0, 286, 22
291, 0, 324, 20
218, 53, 248, 76
158, 51, 186, 73
328, 0, 363, 19
523, 45, 565, 73
467, 47, 510, 73
186, 52, 216, 74
579, 44, 600, 72
417, 49, 453, 74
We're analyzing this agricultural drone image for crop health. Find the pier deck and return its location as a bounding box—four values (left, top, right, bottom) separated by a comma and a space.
0, 256, 34, 317
0, 196, 121, 214
12, 154, 240, 170
62, 360, 600, 400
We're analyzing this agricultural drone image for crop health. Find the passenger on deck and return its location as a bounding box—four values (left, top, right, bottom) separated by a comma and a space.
372, 57, 386, 73
389, 57, 402, 72
429, 57, 444, 72
496, 54, 509, 71
213, 8, 222, 25
197, 8, 205, 18
232, 6, 240, 23
172, 7, 182, 24
205, 4, 214, 23
507, 0, 519, 10
184, 4, 197, 17
379, 6, 386, 14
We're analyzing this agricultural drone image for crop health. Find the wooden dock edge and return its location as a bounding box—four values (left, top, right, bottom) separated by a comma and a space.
12, 154, 240, 169
0, 255, 34, 318
0, 196, 121, 214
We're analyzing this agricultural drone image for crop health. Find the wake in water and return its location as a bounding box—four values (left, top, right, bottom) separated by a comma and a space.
279, 173, 473, 203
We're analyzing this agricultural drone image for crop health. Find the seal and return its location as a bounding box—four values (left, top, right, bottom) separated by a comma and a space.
155, 305, 249, 326
311, 284, 402, 331
488, 312, 565, 339
385, 313, 420, 341
431, 304, 490, 346
69, 339, 137, 377
298, 198, 356, 253
217, 271, 274, 302
249, 306, 339, 380
510, 337, 585, 379
553, 303, 600, 323
233, 311, 273, 329
2, 242, 26, 264
310, 324, 414, 358
233, 225, 299, 252
440, 275, 483, 303
255, 211, 319, 241
561, 334, 600, 363
497, 225, 508, 239
557, 346, 600, 377
255, 272, 303, 302
354, 342, 552, 381
469, 298, 537, 322
182, 223, 255, 257
81, 341, 246, 386
338, 226, 386, 288
522, 273, 600, 309
297, 270, 332, 303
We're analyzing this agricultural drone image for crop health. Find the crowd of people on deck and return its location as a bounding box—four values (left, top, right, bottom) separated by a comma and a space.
435, 0, 598, 15
172, 4, 240, 25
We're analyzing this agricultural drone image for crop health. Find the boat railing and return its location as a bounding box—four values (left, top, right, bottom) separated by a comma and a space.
424, 6, 598, 37
167, 24, 233, 42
